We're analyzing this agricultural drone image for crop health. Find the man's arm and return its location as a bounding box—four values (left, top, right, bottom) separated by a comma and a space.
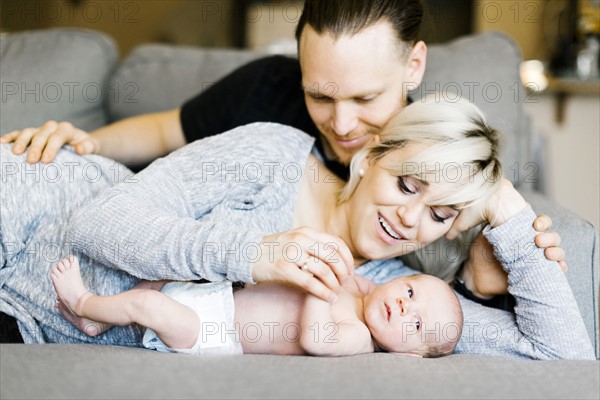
3, 56, 299, 166
1, 109, 185, 167
89, 109, 186, 167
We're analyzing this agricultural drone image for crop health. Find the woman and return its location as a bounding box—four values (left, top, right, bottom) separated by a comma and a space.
0, 98, 593, 359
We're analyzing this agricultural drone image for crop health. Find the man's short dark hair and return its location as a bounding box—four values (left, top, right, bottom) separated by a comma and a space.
295, 0, 424, 45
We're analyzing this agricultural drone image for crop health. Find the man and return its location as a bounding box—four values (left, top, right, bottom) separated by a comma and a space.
1, 0, 564, 306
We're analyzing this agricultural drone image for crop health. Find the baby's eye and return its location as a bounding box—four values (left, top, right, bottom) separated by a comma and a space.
415, 320, 421, 330
408, 288, 414, 298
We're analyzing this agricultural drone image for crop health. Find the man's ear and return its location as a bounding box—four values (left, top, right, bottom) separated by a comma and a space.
404, 41, 427, 88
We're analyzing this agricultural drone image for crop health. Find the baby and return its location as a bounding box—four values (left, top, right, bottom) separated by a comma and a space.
50, 255, 463, 357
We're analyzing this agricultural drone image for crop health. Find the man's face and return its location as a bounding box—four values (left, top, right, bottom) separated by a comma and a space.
299, 22, 426, 165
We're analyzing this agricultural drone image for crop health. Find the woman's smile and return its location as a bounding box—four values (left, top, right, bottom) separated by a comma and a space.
376, 212, 407, 245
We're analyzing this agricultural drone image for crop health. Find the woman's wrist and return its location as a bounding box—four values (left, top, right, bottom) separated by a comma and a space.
487, 180, 529, 228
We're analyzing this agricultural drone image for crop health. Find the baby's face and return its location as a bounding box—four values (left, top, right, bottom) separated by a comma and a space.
363, 274, 462, 355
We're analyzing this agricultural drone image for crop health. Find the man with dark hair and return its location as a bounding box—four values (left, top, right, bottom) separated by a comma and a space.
1, 0, 565, 344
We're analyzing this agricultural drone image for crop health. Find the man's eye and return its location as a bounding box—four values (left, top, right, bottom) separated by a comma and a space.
309, 94, 334, 103
408, 288, 414, 298
397, 177, 415, 194
355, 96, 376, 103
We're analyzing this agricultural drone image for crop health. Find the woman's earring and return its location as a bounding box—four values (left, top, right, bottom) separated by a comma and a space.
358, 168, 365, 177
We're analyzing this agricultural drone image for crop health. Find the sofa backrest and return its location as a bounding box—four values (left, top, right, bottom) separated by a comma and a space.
1, 28, 530, 185
0, 28, 117, 134
109, 31, 530, 186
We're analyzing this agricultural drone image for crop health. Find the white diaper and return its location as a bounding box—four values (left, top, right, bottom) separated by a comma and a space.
142, 281, 243, 355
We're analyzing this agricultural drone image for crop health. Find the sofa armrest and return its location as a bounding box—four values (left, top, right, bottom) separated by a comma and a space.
520, 189, 599, 359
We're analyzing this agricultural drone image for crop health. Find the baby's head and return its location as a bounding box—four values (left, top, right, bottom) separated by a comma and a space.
363, 274, 463, 357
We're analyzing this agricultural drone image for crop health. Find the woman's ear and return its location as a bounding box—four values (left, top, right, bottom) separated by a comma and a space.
359, 157, 370, 177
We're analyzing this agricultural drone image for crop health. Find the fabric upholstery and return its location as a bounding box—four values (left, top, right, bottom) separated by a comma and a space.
0, 29, 117, 133
1, 344, 598, 399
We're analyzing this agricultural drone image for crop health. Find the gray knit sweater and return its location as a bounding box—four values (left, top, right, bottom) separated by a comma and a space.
0, 123, 594, 359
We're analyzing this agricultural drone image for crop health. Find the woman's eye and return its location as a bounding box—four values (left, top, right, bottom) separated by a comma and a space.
431, 209, 449, 224
397, 177, 416, 194
408, 288, 414, 298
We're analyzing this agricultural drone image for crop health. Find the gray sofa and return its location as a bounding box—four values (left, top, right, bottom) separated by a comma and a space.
1, 29, 598, 399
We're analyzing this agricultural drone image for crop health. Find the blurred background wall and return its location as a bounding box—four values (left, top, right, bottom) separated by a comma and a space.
1, 0, 599, 228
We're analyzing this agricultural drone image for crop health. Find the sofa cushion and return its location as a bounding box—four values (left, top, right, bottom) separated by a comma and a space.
416, 32, 528, 186
0, 28, 117, 134
108, 45, 263, 121
2, 344, 599, 399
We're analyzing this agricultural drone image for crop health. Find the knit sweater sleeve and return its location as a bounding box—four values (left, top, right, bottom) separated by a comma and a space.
455, 206, 595, 359
66, 123, 314, 284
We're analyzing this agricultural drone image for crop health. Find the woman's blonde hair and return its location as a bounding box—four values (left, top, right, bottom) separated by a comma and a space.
339, 96, 503, 208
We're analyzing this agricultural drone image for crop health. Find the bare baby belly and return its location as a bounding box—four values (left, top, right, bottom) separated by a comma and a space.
233, 282, 307, 355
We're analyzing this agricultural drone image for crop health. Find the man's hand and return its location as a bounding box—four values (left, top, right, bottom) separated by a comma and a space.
461, 233, 507, 298
1, 121, 99, 163
461, 217, 568, 299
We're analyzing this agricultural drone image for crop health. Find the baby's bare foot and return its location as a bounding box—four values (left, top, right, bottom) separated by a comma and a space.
55, 299, 109, 337
50, 255, 93, 316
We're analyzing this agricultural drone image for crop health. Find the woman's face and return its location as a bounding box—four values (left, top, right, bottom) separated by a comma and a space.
345, 146, 459, 261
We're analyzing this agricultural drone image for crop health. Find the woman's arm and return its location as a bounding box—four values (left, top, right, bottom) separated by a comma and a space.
455, 206, 595, 360
66, 123, 352, 303
66, 126, 274, 283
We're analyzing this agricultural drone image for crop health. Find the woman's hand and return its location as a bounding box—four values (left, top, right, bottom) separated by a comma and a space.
251, 226, 355, 302
447, 178, 528, 238
1, 121, 99, 163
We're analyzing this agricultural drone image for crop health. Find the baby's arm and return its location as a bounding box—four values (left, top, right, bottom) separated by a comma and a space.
299, 289, 373, 356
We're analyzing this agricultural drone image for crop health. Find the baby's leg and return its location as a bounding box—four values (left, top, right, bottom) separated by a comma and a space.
55, 298, 110, 337
50, 256, 200, 349
51, 260, 168, 336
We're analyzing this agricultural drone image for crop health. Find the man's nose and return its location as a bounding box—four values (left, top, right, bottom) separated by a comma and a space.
331, 103, 358, 137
